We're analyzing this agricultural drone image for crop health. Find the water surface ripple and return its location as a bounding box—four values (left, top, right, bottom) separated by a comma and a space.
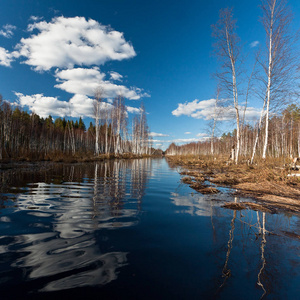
0, 158, 299, 299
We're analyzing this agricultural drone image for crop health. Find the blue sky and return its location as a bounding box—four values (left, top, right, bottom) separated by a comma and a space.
1, 0, 300, 150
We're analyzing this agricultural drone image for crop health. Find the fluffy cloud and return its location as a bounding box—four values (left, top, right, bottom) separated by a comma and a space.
0, 24, 16, 38
15, 92, 141, 118
149, 132, 169, 137
250, 41, 259, 48
1, 16, 149, 119
110, 71, 123, 81
15, 92, 70, 118
168, 138, 204, 143
172, 99, 261, 121
29, 16, 43, 22
15, 92, 113, 118
126, 106, 141, 114
172, 99, 216, 118
0, 47, 15, 66
184, 132, 191, 134
196, 133, 209, 137
16, 16, 136, 71
55, 67, 147, 100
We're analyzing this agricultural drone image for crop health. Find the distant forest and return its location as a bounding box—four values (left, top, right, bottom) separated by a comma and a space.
0, 95, 154, 160
166, 104, 300, 162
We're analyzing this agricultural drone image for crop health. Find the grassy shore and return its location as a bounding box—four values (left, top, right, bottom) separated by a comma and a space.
0, 152, 161, 164
166, 155, 300, 213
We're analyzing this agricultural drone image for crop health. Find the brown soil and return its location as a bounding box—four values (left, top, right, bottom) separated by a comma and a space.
167, 155, 300, 213
222, 201, 273, 213
189, 182, 219, 194
0, 153, 158, 164
222, 202, 246, 210
234, 181, 300, 213
181, 176, 194, 184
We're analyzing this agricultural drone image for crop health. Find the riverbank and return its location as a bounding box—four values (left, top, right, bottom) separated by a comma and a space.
0, 152, 162, 165
166, 155, 300, 213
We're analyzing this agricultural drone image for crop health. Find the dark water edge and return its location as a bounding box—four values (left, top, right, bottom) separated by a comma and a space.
0, 158, 300, 299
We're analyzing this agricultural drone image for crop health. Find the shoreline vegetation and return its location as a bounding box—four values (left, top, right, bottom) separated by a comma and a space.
0, 152, 163, 164
0, 95, 164, 163
166, 155, 300, 214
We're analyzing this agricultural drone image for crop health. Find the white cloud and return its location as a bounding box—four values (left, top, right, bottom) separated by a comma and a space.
15, 92, 69, 118
184, 132, 191, 135
29, 16, 43, 22
172, 98, 261, 121
250, 41, 259, 48
110, 71, 123, 81
126, 106, 141, 114
0, 47, 15, 66
68, 94, 97, 117
172, 99, 216, 119
242, 107, 263, 120
16, 16, 136, 71
54, 67, 105, 96
1, 17, 149, 119
169, 138, 201, 143
55, 67, 148, 100
15, 92, 114, 118
0, 24, 16, 38
150, 139, 162, 143
149, 132, 169, 137
196, 133, 208, 137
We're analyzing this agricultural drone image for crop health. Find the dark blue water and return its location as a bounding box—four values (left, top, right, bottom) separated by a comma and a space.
0, 158, 299, 299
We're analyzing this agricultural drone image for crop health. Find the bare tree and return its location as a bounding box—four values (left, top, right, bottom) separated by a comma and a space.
104, 103, 111, 155
112, 95, 126, 155
131, 103, 150, 156
210, 87, 221, 155
0, 94, 3, 160
212, 8, 242, 163
94, 88, 103, 156
260, 0, 295, 159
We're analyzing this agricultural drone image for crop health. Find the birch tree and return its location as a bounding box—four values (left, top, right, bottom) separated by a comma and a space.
94, 88, 103, 155
212, 8, 242, 163
112, 95, 126, 155
260, 0, 294, 159
210, 88, 221, 155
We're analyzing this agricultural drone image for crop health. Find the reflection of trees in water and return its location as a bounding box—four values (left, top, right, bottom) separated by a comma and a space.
0, 159, 150, 293
214, 202, 292, 299
131, 159, 150, 203
3, 160, 150, 228
91, 159, 150, 222
11, 160, 151, 233
257, 212, 267, 299
216, 200, 237, 296
219, 210, 237, 290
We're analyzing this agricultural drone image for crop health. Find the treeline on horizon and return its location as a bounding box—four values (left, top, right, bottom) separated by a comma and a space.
167, 0, 300, 163
166, 104, 300, 161
0, 94, 156, 161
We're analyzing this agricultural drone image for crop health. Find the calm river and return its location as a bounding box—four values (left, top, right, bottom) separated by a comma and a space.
0, 158, 299, 299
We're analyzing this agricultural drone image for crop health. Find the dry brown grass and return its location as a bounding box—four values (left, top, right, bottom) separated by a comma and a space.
189, 182, 219, 194
181, 176, 194, 184
167, 155, 300, 212
222, 202, 246, 210
1, 152, 155, 164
